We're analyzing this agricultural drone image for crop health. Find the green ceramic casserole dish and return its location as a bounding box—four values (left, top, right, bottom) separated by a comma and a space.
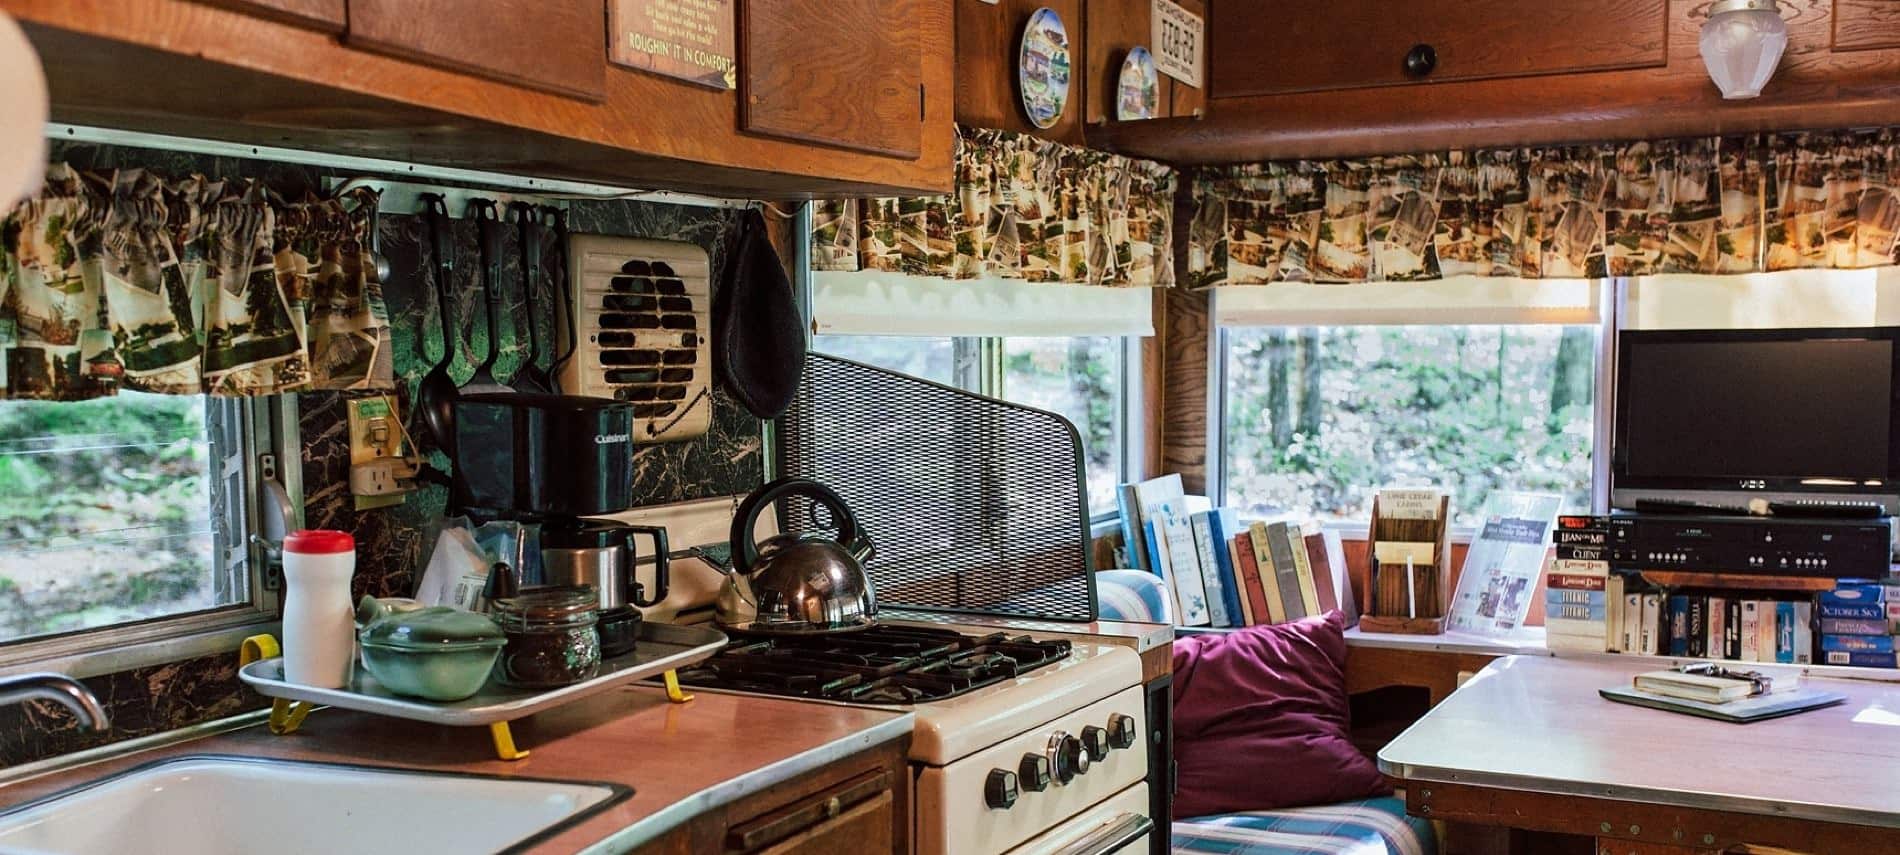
358, 607, 505, 702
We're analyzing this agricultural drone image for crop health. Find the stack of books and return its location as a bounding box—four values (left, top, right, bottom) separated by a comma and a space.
1116, 475, 1355, 629
1818, 583, 1895, 668
1664, 594, 1812, 664
1546, 515, 1614, 652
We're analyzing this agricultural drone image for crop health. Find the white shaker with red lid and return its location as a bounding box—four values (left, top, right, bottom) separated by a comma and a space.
282, 529, 356, 688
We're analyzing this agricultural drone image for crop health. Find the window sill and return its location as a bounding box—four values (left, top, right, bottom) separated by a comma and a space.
0, 613, 281, 680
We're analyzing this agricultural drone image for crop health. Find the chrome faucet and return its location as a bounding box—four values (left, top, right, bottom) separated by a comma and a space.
0, 673, 110, 731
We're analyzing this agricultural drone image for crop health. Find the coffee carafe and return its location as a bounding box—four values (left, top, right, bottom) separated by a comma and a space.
538, 519, 670, 609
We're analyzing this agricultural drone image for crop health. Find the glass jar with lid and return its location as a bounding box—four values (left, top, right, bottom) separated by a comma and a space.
490, 586, 601, 688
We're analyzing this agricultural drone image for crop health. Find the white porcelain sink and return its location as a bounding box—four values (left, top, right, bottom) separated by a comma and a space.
0, 755, 627, 855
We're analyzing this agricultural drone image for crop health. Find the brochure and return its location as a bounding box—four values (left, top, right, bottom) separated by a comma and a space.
1445, 492, 1563, 635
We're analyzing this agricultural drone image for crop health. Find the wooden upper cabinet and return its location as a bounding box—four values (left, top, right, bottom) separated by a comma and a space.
740, 0, 923, 158
1211, 0, 1668, 98
957, 0, 1086, 144
1835, 0, 1900, 52
344, 0, 606, 100
187, 0, 345, 31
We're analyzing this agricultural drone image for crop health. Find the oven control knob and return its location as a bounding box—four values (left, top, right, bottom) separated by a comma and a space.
1018, 753, 1052, 792
1106, 713, 1137, 750
1047, 731, 1083, 785
984, 769, 1019, 810
1081, 725, 1110, 762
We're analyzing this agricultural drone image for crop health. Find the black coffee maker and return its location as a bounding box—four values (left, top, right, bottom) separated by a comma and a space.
452, 392, 669, 656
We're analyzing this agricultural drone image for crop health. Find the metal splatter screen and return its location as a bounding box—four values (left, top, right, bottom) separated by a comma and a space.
774, 353, 1096, 622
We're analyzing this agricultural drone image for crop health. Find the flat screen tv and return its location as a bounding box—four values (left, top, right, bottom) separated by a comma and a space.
1611, 326, 1900, 511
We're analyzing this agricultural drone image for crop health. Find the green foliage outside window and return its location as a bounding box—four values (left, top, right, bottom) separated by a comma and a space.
1224, 325, 1596, 528
0, 393, 218, 640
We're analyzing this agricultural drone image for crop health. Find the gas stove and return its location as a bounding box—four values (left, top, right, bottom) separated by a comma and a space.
674, 621, 1154, 855
673, 625, 1074, 704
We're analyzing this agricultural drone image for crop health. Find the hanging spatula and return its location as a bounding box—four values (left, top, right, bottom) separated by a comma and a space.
460, 198, 513, 394
508, 201, 555, 394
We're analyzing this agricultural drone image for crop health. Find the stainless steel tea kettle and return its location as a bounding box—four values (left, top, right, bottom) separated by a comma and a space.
715, 477, 877, 634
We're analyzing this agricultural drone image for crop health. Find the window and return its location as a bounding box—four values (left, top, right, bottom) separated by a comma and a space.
1212, 277, 1607, 531
0, 392, 285, 665
810, 335, 959, 386
809, 334, 1136, 518
1001, 337, 1125, 516
1222, 325, 1598, 528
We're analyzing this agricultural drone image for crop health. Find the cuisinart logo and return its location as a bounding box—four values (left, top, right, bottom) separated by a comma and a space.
595, 432, 631, 445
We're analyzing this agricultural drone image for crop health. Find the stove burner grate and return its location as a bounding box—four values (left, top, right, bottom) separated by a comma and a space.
676, 625, 1073, 704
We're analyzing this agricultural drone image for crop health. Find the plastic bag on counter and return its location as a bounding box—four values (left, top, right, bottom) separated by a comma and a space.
414, 517, 539, 612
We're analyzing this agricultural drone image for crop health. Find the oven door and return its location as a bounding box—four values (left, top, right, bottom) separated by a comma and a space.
1005, 783, 1151, 855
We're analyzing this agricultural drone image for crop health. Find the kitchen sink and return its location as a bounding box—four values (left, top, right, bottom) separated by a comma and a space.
0, 754, 630, 855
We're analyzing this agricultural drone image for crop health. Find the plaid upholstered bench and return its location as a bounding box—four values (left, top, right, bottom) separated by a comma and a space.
1169, 796, 1434, 855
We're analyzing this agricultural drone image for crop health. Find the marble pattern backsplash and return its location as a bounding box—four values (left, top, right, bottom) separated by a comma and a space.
0, 144, 766, 766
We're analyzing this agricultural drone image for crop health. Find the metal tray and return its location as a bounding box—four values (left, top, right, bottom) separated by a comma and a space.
240, 621, 727, 727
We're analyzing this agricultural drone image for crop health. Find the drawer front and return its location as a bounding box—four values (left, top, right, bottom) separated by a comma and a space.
728, 769, 894, 853
756, 791, 894, 855
1211, 0, 1667, 98
345, 0, 606, 99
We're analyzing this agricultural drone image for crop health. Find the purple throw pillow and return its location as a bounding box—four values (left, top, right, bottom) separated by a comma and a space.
1171, 611, 1390, 819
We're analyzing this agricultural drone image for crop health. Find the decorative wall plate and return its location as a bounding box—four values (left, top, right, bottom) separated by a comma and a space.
1017, 8, 1072, 130
1117, 46, 1159, 121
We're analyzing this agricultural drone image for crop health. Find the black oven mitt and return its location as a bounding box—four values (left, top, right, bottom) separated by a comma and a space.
714, 207, 806, 419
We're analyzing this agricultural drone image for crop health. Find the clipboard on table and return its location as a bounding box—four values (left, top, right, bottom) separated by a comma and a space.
1599, 685, 1847, 723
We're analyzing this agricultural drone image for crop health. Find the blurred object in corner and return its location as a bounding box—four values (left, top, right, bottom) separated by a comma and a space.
0, 9, 47, 216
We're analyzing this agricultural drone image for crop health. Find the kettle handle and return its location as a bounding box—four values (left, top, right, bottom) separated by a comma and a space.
731, 478, 863, 574
622, 524, 670, 608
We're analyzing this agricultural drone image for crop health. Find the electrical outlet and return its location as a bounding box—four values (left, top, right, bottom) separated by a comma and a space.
350, 458, 418, 497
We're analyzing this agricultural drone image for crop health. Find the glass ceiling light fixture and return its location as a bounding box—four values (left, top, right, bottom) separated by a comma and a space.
1699, 0, 1789, 100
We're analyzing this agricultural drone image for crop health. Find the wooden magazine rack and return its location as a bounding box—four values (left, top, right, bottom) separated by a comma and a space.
1360, 493, 1452, 635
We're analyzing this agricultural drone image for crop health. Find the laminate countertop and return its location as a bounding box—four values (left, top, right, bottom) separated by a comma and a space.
0, 685, 914, 853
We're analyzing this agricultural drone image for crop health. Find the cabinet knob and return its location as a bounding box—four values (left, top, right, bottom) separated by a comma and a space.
1404, 43, 1437, 77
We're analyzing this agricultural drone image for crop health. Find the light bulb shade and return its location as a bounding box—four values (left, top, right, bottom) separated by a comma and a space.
0, 10, 47, 217
1698, 0, 1789, 100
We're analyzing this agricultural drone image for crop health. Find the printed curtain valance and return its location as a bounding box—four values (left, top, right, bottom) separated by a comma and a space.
1188, 130, 1900, 288
1, 164, 393, 400
812, 127, 1177, 288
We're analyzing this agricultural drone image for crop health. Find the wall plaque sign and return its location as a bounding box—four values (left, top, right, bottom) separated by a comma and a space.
1151, 0, 1203, 88
609, 0, 737, 90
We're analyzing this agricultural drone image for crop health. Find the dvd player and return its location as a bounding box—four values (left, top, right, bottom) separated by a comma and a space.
1607, 513, 1893, 580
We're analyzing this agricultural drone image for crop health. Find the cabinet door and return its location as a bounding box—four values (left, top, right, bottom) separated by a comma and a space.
741, 0, 923, 158
1211, 0, 1667, 98
345, 0, 606, 100
187, 0, 346, 32
1836, 0, 1900, 53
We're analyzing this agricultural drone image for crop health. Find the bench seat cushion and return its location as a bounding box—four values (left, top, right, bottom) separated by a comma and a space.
1171, 796, 1436, 855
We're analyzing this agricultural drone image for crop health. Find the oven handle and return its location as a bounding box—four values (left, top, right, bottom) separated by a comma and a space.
1048, 812, 1155, 855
